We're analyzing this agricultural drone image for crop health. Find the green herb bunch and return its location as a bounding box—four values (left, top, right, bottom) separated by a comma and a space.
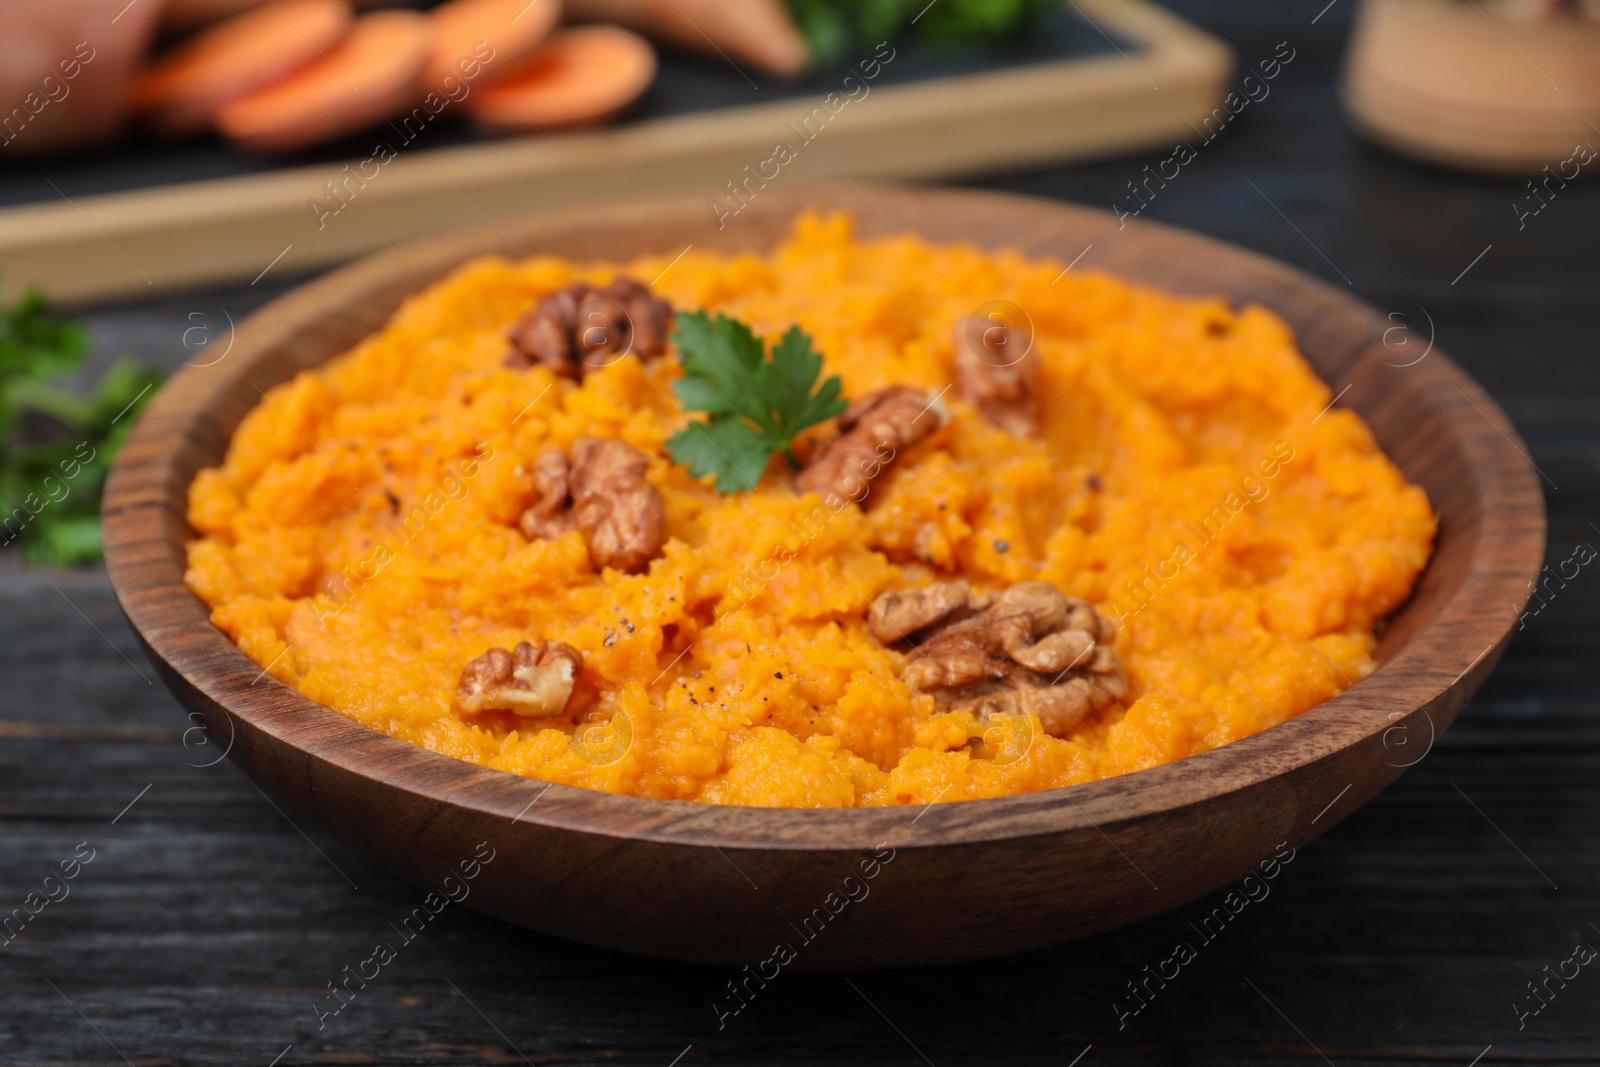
666, 310, 845, 493
786, 0, 1054, 66
0, 287, 163, 565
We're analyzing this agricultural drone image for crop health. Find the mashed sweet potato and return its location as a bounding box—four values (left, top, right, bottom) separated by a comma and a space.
185, 212, 1435, 807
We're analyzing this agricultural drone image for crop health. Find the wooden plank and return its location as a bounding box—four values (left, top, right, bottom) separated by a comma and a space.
3, 565, 1597, 1064
0, 0, 1232, 304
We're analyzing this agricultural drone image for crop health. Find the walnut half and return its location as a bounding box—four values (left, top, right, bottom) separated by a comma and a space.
506, 276, 672, 378
953, 311, 1038, 436
794, 385, 947, 505
458, 640, 582, 717
518, 437, 665, 574
871, 580, 1126, 738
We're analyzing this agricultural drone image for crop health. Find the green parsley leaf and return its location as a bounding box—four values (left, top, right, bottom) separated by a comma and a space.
668, 310, 767, 423
27, 515, 104, 567
666, 417, 771, 494
0, 286, 88, 446
0, 281, 164, 566
760, 325, 844, 447
666, 310, 846, 493
0, 288, 87, 379
784, 0, 1051, 64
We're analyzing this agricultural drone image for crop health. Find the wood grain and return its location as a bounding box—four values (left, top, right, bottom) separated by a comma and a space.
100, 182, 1545, 969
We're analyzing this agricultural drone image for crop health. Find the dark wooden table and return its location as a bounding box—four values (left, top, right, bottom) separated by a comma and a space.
4, 2, 1597, 1063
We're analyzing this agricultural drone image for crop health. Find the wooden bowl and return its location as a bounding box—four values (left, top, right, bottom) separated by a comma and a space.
103, 185, 1545, 969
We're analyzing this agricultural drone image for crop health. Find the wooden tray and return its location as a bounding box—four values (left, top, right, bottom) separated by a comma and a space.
0, 0, 1231, 304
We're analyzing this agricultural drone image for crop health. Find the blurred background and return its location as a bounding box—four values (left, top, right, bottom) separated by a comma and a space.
2, 0, 1597, 1063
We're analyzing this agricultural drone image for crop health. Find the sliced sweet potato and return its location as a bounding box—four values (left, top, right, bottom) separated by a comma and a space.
426, 0, 561, 94
133, 0, 354, 136
563, 0, 807, 79
465, 25, 655, 131
216, 9, 433, 155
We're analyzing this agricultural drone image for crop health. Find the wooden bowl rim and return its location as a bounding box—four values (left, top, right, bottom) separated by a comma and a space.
103, 183, 1545, 853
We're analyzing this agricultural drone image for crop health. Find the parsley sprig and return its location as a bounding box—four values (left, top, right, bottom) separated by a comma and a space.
0, 287, 163, 565
786, 0, 1053, 66
666, 310, 846, 493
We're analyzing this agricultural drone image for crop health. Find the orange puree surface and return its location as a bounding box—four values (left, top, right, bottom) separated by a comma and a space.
184, 212, 1435, 807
